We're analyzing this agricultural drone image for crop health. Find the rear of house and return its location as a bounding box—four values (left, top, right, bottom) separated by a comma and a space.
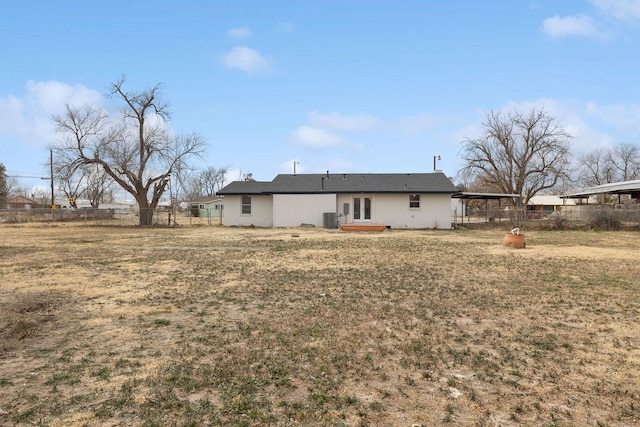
218, 172, 458, 229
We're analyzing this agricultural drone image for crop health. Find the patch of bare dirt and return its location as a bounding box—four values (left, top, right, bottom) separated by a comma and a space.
0, 291, 65, 343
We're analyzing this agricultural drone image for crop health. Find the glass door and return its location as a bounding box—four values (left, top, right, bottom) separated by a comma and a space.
353, 196, 371, 221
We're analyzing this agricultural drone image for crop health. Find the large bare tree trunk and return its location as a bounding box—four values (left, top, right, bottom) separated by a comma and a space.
139, 207, 154, 226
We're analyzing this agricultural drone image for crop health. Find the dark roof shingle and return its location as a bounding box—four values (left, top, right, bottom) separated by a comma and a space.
218, 173, 457, 195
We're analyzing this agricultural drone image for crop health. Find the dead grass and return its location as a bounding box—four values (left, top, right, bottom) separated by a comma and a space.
0, 223, 639, 426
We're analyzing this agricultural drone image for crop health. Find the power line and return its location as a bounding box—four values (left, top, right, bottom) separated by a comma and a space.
5, 169, 47, 177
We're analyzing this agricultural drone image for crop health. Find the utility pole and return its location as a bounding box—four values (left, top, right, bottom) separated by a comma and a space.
50, 148, 55, 208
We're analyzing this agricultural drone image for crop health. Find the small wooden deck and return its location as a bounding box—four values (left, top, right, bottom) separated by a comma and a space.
339, 223, 387, 232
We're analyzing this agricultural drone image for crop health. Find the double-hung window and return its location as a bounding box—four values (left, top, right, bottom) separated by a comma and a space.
409, 194, 420, 209
241, 195, 252, 214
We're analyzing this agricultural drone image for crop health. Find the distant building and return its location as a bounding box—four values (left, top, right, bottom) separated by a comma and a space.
527, 195, 576, 218
190, 196, 224, 219
6, 195, 38, 209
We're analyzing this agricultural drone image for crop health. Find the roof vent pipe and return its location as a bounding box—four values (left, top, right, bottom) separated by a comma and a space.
326, 170, 330, 179
321, 177, 325, 189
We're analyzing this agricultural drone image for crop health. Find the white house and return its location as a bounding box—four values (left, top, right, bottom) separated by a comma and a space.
217, 172, 459, 229
528, 195, 576, 210
190, 196, 224, 219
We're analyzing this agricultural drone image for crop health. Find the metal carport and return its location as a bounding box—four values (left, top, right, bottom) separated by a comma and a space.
451, 192, 521, 226
562, 179, 640, 203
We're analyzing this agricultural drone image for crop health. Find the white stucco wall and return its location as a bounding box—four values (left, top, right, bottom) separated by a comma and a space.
273, 193, 337, 227
224, 193, 453, 229
222, 195, 273, 227
337, 193, 452, 229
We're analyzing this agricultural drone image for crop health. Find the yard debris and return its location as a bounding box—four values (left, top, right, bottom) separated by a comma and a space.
448, 369, 476, 380
448, 387, 463, 399
0, 408, 8, 415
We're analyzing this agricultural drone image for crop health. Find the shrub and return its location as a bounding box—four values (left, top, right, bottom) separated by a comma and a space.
588, 211, 621, 230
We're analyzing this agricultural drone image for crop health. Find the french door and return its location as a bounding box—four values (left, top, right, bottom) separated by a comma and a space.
353, 196, 372, 221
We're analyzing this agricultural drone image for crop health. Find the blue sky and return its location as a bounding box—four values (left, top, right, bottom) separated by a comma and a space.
2, 0, 640, 194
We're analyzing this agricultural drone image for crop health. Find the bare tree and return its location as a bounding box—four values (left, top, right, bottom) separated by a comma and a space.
83, 166, 113, 208
53, 163, 83, 208
0, 163, 7, 209
53, 78, 207, 225
199, 166, 230, 196
199, 167, 217, 197
576, 148, 615, 187
31, 187, 50, 207
576, 142, 640, 187
180, 170, 202, 202
610, 142, 640, 181
460, 108, 572, 206
1, 163, 29, 202
54, 124, 116, 208
52, 147, 87, 208
6, 177, 24, 197
181, 166, 230, 200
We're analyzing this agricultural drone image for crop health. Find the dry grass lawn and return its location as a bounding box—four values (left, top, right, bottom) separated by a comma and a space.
1, 223, 639, 426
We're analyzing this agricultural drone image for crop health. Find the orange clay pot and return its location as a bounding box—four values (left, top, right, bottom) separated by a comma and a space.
503, 233, 526, 249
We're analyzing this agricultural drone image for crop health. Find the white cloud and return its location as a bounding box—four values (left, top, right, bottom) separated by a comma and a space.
292, 110, 453, 153
25, 80, 102, 114
276, 22, 294, 33
541, 14, 606, 39
221, 46, 270, 75
291, 126, 346, 149
584, 101, 640, 130
226, 26, 253, 39
0, 80, 102, 146
0, 95, 25, 136
541, 1, 640, 41
491, 98, 640, 157
291, 111, 380, 151
308, 111, 379, 132
589, 0, 640, 22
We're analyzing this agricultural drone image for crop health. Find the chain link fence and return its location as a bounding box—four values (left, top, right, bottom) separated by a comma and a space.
0, 208, 216, 226
4, 204, 640, 229
453, 204, 640, 229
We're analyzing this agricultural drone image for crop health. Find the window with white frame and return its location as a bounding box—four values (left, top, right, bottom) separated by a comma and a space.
409, 194, 420, 209
241, 195, 251, 214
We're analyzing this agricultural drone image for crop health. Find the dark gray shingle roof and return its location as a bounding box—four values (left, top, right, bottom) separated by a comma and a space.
218, 173, 458, 195
216, 180, 273, 195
